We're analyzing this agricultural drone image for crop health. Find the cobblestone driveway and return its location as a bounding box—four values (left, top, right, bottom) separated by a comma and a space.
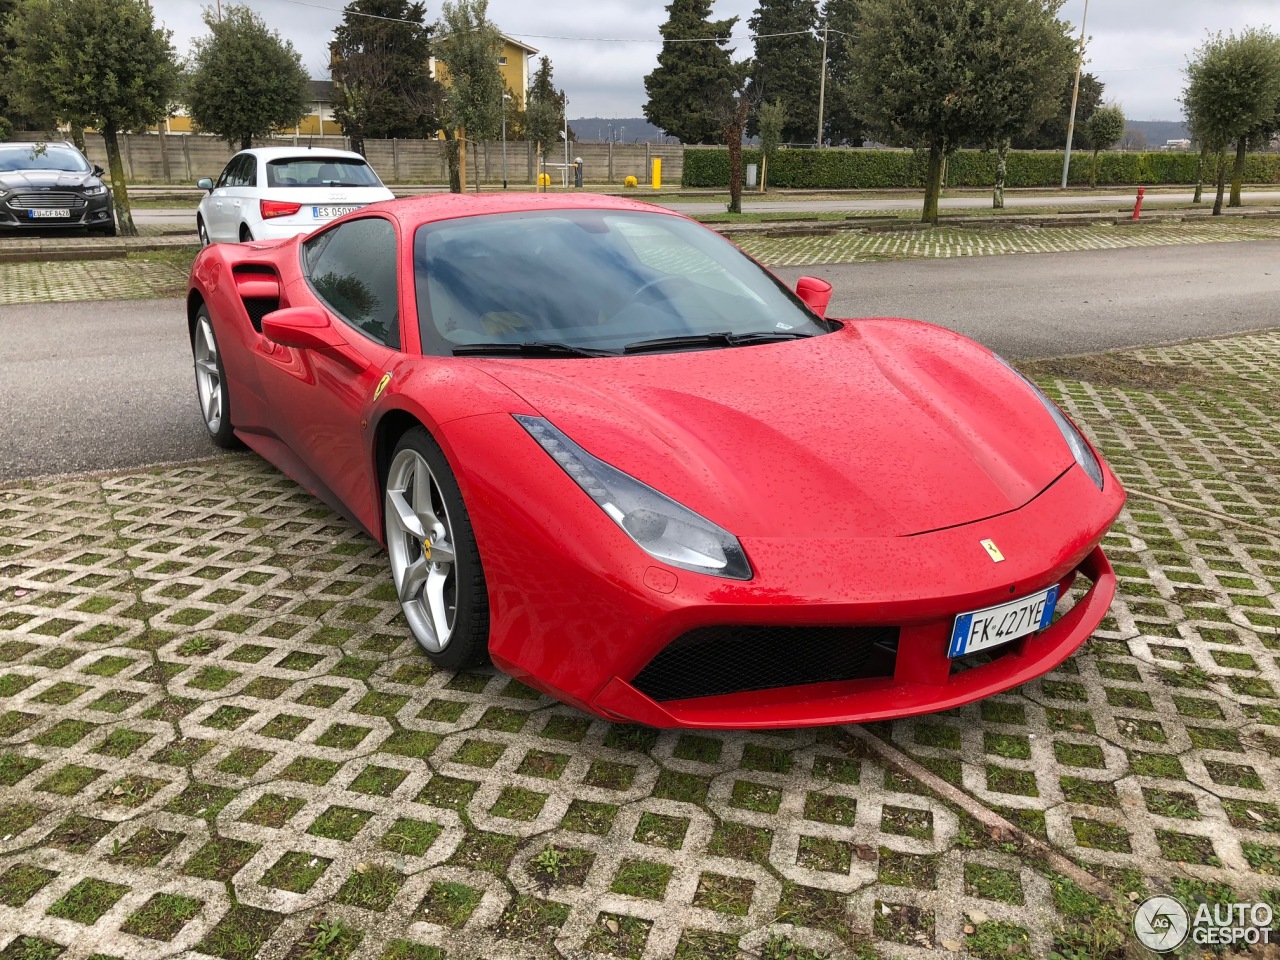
0, 332, 1277, 960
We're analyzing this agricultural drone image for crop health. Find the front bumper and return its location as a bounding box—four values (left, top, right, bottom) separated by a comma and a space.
0, 191, 113, 230
442, 414, 1125, 729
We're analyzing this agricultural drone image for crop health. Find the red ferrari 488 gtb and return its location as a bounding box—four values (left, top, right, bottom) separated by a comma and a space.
185, 193, 1124, 729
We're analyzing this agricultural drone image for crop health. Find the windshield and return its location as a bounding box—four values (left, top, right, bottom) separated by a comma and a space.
0, 145, 90, 173
266, 157, 381, 188
413, 209, 827, 356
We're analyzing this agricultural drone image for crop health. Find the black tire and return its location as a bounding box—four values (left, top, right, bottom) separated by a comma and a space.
197, 216, 210, 247
386, 426, 490, 669
191, 305, 240, 449
239, 224, 254, 242
93, 219, 117, 237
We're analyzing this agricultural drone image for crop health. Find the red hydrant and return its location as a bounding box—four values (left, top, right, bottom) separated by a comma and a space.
1132, 187, 1145, 221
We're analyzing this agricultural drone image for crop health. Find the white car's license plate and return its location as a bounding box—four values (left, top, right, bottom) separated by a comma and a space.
29, 208, 71, 218
312, 205, 360, 219
948, 585, 1059, 658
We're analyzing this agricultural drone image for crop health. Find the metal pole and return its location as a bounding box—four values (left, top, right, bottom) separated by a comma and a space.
502, 109, 508, 190
815, 20, 829, 148
563, 95, 569, 188
1061, 0, 1089, 189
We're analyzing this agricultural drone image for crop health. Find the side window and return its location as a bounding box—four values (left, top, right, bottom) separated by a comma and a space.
215, 158, 236, 189
303, 217, 400, 348
241, 156, 257, 188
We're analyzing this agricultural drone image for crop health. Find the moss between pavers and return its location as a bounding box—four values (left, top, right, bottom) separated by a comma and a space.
335, 864, 404, 911
417, 881, 482, 926
197, 904, 284, 960
530, 845, 594, 887
0, 863, 57, 906
120, 893, 202, 940
46, 877, 129, 924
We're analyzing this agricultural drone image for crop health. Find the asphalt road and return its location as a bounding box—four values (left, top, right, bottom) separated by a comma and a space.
128, 189, 1280, 228
2, 240, 1278, 481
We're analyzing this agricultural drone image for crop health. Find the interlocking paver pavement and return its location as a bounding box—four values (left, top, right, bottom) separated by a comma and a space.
6, 220, 1280, 307
736, 218, 1280, 266
0, 331, 1277, 960
0, 257, 190, 305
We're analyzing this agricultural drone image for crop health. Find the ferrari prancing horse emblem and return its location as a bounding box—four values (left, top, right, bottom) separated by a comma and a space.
980, 538, 1005, 562
373, 372, 392, 401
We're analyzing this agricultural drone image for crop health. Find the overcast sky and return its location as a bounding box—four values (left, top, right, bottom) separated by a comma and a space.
149, 0, 1278, 122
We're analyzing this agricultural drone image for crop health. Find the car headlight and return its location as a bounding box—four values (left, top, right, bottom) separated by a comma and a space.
83, 184, 107, 196
515, 415, 752, 580
995, 355, 1104, 490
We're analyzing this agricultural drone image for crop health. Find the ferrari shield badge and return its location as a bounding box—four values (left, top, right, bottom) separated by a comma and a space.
373, 372, 392, 402
980, 538, 1005, 562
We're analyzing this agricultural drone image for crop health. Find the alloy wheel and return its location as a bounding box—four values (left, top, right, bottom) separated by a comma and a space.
386, 448, 458, 653
193, 317, 222, 433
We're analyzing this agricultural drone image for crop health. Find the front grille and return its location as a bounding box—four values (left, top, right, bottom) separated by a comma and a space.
11, 193, 87, 209
632, 625, 900, 702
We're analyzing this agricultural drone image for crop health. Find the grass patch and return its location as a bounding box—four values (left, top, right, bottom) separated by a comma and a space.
46, 877, 129, 924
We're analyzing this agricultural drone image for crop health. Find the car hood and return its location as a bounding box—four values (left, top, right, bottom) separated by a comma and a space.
0, 170, 101, 191
466, 319, 1076, 539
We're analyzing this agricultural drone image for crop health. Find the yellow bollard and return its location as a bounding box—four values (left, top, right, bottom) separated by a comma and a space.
651, 157, 661, 190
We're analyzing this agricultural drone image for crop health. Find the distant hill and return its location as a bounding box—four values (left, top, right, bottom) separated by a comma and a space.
1124, 120, 1190, 147
570, 117, 667, 143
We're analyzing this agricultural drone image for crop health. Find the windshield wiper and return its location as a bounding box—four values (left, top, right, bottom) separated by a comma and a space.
452, 341, 617, 358
622, 331, 814, 354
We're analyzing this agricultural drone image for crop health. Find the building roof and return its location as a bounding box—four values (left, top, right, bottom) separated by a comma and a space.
500, 34, 539, 55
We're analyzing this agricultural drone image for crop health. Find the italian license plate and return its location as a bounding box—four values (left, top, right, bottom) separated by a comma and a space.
948, 585, 1059, 658
29, 208, 70, 218
312, 205, 360, 219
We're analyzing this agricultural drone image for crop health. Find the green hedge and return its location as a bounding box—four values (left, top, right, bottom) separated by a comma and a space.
682, 147, 1280, 189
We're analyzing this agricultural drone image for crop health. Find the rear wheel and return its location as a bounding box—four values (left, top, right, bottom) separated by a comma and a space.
384, 428, 489, 669
239, 224, 254, 242
191, 307, 238, 448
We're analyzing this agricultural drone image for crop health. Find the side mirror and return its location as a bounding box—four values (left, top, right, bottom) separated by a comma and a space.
795, 276, 833, 319
197, 177, 214, 191
92, 165, 105, 178
261, 306, 343, 351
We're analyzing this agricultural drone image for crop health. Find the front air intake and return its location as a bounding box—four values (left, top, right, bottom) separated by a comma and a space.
631, 625, 900, 702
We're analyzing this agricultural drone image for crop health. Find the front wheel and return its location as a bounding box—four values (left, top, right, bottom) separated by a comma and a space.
197, 216, 210, 247
191, 307, 239, 448
384, 427, 489, 669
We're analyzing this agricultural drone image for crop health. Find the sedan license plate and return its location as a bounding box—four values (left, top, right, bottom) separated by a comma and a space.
948, 585, 1059, 658
312, 205, 360, 219
29, 208, 71, 219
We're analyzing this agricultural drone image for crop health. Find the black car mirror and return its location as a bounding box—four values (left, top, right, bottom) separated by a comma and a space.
92, 165, 105, 178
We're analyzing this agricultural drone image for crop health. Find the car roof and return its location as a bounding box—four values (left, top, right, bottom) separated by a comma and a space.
237, 146, 368, 162
1, 141, 80, 151
379, 192, 683, 228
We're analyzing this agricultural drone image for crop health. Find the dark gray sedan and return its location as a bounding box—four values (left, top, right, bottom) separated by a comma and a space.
0, 141, 115, 235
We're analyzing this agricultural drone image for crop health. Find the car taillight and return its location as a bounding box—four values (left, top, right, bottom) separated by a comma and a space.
260, 200, 301, 219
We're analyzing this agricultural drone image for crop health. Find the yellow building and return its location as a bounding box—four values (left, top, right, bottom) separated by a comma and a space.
429, 34, 540, 111
153, 35, 539, 137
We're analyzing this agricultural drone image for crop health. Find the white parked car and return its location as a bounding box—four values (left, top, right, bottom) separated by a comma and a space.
194, 146, 395, 245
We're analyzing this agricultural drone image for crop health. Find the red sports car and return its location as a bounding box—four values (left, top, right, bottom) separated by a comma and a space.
185, 193, 1124, 729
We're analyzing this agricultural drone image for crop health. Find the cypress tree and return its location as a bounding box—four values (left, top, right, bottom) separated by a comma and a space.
643, 0, 738, 144
746, 0, 820, 143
